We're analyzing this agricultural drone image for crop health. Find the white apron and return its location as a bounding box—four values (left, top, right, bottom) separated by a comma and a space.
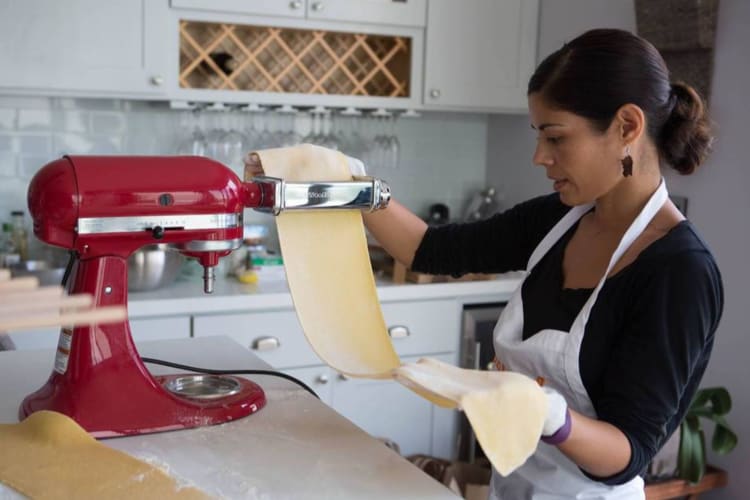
490, 180, 668, 500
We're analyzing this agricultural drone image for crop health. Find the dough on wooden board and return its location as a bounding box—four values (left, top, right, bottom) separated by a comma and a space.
0, 411, 210, 500
252, 144, 548, 476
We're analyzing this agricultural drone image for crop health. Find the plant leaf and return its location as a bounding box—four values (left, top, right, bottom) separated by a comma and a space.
678, 416, 705, 483
712, 415, 739, 454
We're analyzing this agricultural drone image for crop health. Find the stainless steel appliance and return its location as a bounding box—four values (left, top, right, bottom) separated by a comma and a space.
458, 302, 506, 462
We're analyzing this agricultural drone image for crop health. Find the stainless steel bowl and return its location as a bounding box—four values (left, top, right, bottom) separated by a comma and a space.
9, 260, 66, 286
127, 244, 185, 291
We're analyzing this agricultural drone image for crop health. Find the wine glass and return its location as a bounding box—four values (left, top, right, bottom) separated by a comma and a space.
175, 109, 207, 156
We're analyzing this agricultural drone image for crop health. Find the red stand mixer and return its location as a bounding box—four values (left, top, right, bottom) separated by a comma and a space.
21, 155, 390, 437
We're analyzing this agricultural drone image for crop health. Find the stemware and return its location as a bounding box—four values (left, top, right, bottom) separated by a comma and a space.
175, 109, 207, 156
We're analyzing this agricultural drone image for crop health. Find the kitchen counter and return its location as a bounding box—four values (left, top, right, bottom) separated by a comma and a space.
0, 336, 458, 499
128, 272, 524, 319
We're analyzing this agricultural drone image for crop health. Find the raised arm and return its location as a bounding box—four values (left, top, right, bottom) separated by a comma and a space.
362, 201, 427, 268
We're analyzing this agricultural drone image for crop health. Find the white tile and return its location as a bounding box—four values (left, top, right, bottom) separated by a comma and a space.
87, 135, 123, 154
0, 152, 17, 177
0, 109, 17, 130
18, 109, 53, 131
89, 111, 126, 135
18, 155, 52, 180
0, 134, 14, 153
0, 178, 29, 217
59, 111, 88, 134
18, 134, 52, 156
53, 132, 94, 155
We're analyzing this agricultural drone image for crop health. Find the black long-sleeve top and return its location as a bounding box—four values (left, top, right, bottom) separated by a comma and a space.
411, 193, 724, 485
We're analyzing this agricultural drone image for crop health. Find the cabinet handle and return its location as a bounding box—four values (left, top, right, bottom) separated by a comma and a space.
338, 373, 349, 381
316, 374, 330, 384
250, 336, 281, 351
150, 75, 164, 86
388, 325, 410, 339
289, 0, 303, 10
429, 88, 441, 99
311, 1, 324, 12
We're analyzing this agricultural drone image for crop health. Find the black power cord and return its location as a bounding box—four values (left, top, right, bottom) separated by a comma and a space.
140, 357, 320, 399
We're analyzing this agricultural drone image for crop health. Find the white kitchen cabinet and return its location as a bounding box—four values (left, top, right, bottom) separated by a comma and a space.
130, 316, 191, 343
192, 308, 322, 369
3, 328, 59, 350
170, 0, 307, 19
306, 0, 427, 28
282, 365, 334, 404
171, 0, 426, 27
0, 0, 169, 98
192, 298, 462, 458
331, 353, 458, 459
423, 0, 540, 112
4, 315, 191, 351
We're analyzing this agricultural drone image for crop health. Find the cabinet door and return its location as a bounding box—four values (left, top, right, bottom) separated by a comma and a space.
129, 316, 191, 343
381, 299, 460, 357
282, 365, 334, 405
307, 0, 427, 27
170, 0, 306, 19
0, 0, 168, 97
4, 328, 60, 350
423, 0, 539, 112
193, 309, 322, 369
331, 354, 458, 458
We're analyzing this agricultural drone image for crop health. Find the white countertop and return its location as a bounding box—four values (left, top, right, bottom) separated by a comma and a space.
128, 273, 523, 318
0, 337, 458, 499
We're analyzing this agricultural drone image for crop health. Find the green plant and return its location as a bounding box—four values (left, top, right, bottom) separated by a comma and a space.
678, 387, 738, 483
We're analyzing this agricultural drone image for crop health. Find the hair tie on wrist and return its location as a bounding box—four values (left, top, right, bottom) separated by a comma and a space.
541, 409, 572, 445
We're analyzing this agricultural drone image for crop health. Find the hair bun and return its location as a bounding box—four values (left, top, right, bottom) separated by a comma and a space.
659, 82, 713, 175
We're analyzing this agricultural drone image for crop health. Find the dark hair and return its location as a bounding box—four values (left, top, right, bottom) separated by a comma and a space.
528, 29, 712, 175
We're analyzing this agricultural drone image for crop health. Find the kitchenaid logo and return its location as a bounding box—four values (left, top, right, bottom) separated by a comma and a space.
308, 191, 330, 199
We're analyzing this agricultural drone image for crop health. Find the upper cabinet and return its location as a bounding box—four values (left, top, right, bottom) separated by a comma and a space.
0, 0, 540, 113
170, 0, 427, 27
0, 0, 169, 98
166, 2, 425, 109
305, 0, 427, 28
423, 0, 539, 113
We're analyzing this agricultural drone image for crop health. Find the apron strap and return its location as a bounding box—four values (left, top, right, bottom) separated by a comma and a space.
564, 178, 669, 410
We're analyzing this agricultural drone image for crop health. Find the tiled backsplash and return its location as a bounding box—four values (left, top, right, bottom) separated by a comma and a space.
0, 96, 490, 249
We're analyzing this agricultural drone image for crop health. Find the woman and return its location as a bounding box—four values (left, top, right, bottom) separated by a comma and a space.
246, 28, 723, 499
366, 29, 723, 498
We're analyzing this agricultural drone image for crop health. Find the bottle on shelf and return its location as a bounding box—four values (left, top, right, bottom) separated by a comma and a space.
1, 222, 20, 268
10, 211, 29, 262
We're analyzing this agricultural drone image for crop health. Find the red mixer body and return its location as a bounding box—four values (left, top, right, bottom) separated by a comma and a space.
21, 156, 269, 437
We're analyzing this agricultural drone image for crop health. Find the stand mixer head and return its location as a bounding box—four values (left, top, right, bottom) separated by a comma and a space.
21, 155, 390, 437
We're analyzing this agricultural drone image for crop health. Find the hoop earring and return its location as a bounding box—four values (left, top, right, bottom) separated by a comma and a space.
621, 146, 633, 177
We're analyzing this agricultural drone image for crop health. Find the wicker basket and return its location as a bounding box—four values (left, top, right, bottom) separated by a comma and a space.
635, 0, 719, 50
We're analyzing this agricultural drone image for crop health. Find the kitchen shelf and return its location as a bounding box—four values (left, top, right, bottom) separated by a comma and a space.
179, 20, 411, 98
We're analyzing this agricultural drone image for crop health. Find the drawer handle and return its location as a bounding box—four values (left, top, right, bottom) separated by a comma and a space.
316, 374, 330, 384
338, 373, 349, 381
388, 325, 410, 339
251, 336, 281, 351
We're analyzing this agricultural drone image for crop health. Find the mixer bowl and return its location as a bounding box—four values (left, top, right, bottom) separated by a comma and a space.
128, 244, 185, 292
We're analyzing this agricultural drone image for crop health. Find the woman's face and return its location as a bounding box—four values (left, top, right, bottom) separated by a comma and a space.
528, 93, 623, 206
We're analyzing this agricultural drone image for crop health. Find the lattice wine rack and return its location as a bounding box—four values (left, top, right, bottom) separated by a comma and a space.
179, 20, 412, 98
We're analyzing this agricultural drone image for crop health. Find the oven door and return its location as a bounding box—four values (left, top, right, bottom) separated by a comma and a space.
457, 302, 505, 462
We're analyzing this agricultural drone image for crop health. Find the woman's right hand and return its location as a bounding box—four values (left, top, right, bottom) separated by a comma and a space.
243, 152, 264, 177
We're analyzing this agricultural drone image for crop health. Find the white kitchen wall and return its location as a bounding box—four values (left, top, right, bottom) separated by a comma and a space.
0, 97, 489, 252
487, 1, 749, 498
